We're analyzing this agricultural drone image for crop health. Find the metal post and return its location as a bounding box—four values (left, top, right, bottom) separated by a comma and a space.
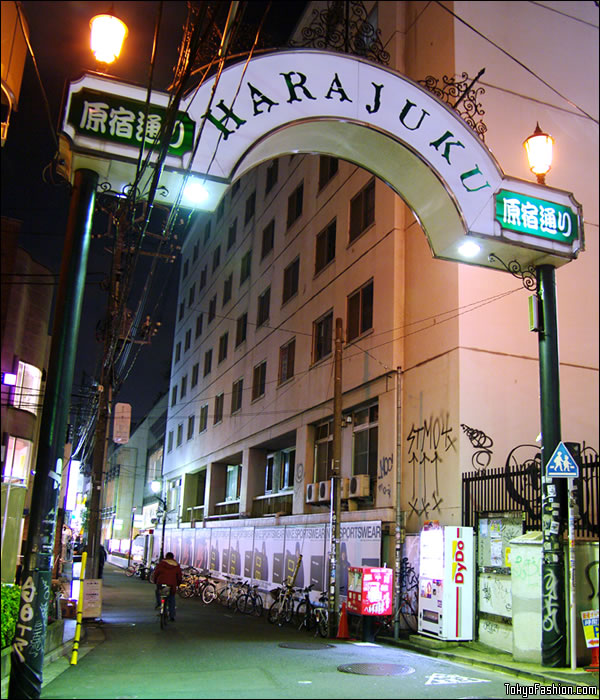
9, 168, 98, 700
394, 367, 403, 640
127, 507, 137, 568
537, 264, 567, 667
328, 318, 343, 637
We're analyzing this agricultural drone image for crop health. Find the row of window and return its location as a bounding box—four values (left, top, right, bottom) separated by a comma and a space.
171, 278, 374, 412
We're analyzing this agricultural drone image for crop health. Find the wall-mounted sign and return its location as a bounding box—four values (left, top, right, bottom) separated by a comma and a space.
67, 88, 195, 157
495, 189, 578, 245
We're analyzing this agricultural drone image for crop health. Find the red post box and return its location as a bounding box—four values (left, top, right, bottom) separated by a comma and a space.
347, 566, 393, 616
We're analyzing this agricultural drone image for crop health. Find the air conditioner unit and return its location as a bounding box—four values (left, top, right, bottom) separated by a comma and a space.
306, 482, 319, 503
318, 480, 332, 502
340, 478, 350, 499
349, 474, 370, 498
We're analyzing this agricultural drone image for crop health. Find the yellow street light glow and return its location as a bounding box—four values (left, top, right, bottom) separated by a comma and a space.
458, 241, 481, 258
183, 181, 210, 206
524, 123, 554, 184
90, 14, 128, 64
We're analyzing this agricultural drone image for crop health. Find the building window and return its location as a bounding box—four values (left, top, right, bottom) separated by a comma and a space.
265, 160, 278, 195
244, 190, 256, 225
223, 273, 233, 306
180, 375, 187, 399
240, 251, 252, 285
312, 310, 333, 363
261, 219, 275, 259
195, 313, 203, 339
11, 361, 42, 415
183, 259, 189, 278
199, 405, 208, 432
257, 286, 270, 328
204, 220, 212, 244
185, 328, 191, 351
218, 332, 228, 363
214, 393, 224, 424
192, 241, 199, 263
225, 465, 241, 501
314, 420, 333, 482
287, 181, 304, 228
352, 403, 378, 479
203, 349, 212, 377
187, 415, 195, 440
178, 301, 185, 321
278, 338, 295, 384
208, 295, 217, 323
217, 199, 225, 221
231, 378, 243, 414
191, 362, 199, 387
231, 179, 240, 198
347, 279, 374, 342
200, 265, 207, 290
175, 342, 181, 363
3, 436, 33, 484
167, 431, 174, 452
235, 312, 247, 346
227, 218, 237, 250
171, 385, 177, 407
282, 257, 299, 304
188, 283, 196, 308
318, 155, 338, 189
212, 245, 221, 272
349, 179, 375, 242
252, 361, 266, 401
315, 219, 336, 274
176, 423, 183, 447
280, 449, 296, 490
265, 455, 275, 494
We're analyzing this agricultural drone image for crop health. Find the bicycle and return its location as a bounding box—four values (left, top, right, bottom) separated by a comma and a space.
267, 582, 295, 626
293, 584, 317, 632
311, 591, 329, 638
157, 584, 170, 630
236, 583, 264, 616
126, 561, 150, 579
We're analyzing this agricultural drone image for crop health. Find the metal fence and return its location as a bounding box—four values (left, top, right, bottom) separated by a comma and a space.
462, 448, 599, 539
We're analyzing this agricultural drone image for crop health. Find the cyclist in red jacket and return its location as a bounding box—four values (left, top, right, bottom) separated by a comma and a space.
153, 552, 183, 621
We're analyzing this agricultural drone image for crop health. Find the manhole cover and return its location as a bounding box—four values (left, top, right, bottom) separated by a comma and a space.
279, 642, 335, 650
338, 663, 415, 676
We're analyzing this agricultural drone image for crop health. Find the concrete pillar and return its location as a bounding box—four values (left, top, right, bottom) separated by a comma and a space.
294, 423, 315, 514
240, 447, 268, 517
205, 462, 226, 516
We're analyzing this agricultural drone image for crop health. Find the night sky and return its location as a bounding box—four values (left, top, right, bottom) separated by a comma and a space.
2, 1, 307, 427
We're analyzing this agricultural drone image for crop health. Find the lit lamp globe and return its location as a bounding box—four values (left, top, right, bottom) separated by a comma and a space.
151, 480, 161, 495
523, 123, 554, 185
90, 13, 128, 64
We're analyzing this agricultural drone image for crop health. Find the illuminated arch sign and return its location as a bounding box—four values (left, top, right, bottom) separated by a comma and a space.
60, 50, 583, 272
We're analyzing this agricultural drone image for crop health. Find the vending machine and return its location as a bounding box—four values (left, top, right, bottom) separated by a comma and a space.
418, 525, 474, 641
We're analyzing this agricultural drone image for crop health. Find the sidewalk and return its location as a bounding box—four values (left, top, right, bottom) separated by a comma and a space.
380, 633, 599, 690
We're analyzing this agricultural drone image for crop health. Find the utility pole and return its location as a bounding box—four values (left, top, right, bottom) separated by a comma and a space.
328, 318, 343, 637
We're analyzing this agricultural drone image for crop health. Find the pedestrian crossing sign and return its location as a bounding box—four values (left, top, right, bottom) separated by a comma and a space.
546, 442, 579, 478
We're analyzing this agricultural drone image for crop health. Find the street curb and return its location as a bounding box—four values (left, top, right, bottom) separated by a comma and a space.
380, 636, 598, 690
41, 622, 106, 688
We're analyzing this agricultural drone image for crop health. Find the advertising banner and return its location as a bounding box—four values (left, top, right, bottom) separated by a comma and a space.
181, 529, 195, 568
324, 521, 382, 596
283, 525, 326, 591
254, 527, 284, 584
170, 530, 182, 562
233, 527, 256, 578
193, 529, 211, 571
210, 528, 231, 575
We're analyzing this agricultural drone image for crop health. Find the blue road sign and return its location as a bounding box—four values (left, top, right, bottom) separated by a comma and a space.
546, 442, 579, 478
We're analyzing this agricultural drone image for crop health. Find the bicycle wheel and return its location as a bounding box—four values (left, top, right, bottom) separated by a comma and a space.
202, 583, 217, 604
126, 565, 136, 577
237, 593, 253, 615
317, 609, 329, 638
267, 599, 283, 624
295, 601, 315, 630
160, 600, 168, 630
282, 595, 294, 625
178, 582, 193, 598
253, 594, 263, 617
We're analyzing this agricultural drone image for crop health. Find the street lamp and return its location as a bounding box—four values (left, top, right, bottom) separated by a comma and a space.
524, 123, 554, 185
151, 480, 167, 560
90, 12, 128, 64
524, 126, 568, 668
127, 506, 136, 568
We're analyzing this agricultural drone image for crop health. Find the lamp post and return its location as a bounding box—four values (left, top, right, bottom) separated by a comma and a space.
151, 481, 167, 560
127, 506, 136, 568
524, 125, 567, 668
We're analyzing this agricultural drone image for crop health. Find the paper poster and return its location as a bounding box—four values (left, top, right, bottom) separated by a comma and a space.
193, 529, 211, 571
180, 528, 195, 567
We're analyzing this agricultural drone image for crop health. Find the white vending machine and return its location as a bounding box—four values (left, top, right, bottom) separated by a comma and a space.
418, 525, 475, 640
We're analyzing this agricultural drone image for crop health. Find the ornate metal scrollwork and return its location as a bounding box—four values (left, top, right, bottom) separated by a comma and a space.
488, 253, 539, 292
288, 0, 390, 66
418, 69, 487, 141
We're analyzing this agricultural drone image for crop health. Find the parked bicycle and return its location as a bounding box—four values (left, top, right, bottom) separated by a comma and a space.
267, 581, 295, 626
236, 582, 264, 616
293, 584, 317, 632
126, 561, 151, 579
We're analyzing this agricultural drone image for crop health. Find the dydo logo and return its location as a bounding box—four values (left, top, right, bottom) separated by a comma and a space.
452, 536, 467, 584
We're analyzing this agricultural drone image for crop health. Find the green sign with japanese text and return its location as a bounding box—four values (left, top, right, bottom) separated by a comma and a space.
67, 88, 195, 157
495, 189, 578, 245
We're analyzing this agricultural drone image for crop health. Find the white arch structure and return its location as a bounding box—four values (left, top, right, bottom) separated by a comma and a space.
61, 50, 583, 273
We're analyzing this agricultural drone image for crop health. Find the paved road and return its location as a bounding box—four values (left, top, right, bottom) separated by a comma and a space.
40, 566, 596, 699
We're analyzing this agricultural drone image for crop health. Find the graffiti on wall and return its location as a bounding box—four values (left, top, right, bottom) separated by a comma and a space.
378, 454, 393, 500
407, 412, 456, 517
461, 423, 494, 472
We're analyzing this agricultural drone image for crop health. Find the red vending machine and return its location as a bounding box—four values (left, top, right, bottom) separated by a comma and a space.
347, 566, 393, 616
